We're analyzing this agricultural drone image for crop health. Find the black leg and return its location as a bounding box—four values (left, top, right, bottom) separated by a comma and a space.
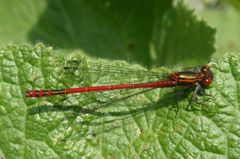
203, 93, 216, 100
187, 83, 203, 110
187, 83, 215, 112
170, 85, 194, 115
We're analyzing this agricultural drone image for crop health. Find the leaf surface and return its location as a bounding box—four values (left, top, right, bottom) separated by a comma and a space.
0, 44, 239, 158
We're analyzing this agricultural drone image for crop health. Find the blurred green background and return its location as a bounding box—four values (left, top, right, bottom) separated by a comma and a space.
0, 0, 239, 67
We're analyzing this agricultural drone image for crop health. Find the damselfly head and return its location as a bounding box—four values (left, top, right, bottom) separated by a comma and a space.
200, 65, 213, 87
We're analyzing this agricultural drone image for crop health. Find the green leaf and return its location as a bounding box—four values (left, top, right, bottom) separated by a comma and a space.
0, 0, 215, 67
152, 2, 216, 66
0, 0, 47, 44
1, 44, 240, 158
198, 3, 240, 57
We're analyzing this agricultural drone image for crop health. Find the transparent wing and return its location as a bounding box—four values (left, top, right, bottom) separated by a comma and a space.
57, 87, 159, 110
56, 58, 169, 87
46, 57, 171, 111
63, 59, 162, 76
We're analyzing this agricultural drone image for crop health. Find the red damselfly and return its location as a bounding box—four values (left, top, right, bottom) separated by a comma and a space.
26, 65, 213, 107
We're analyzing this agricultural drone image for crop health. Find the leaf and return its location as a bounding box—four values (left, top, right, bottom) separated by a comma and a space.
0, 0, 47, 44
0, 0, 215, 67
0, 44, 240, 158
153, 2, 216, 66
198, 3, 240, 57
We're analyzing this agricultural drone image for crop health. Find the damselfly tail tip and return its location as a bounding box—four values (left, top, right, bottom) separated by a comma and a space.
26, 90, 35, 98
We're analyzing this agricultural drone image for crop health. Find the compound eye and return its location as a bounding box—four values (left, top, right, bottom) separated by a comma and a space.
202, 78, 212, 87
